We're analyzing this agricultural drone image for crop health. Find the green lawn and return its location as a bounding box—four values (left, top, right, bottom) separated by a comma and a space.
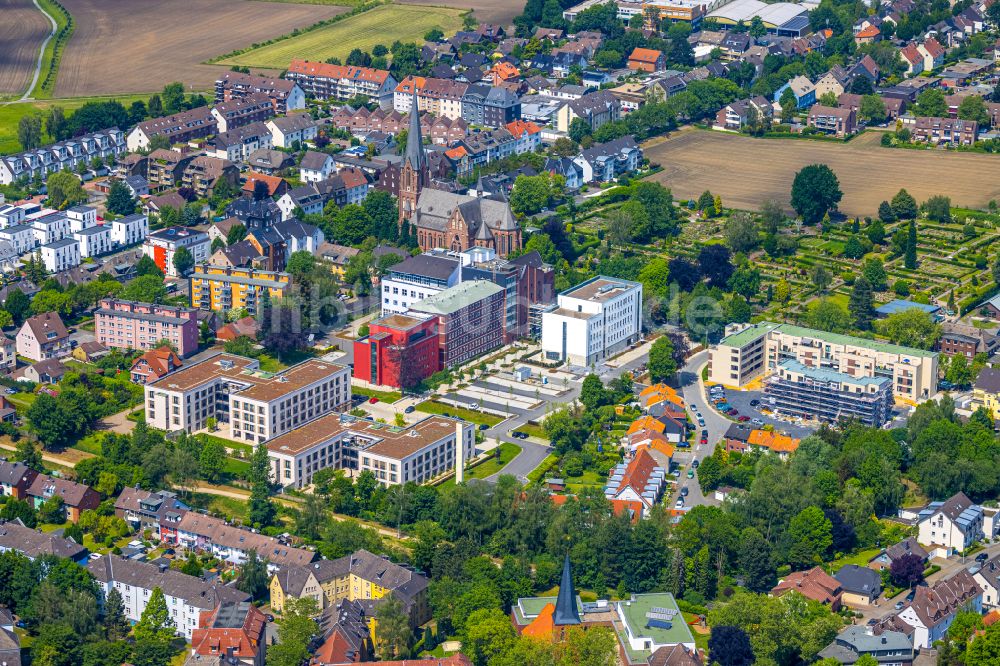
217, 4, 465, 68
73, 431, 105, 455
353, 385, 403, 403
7, 392, 37, 411
515, 423, 547, 440
438, 442, 521, 487
563, 469, 607, 493
825, 547, 881, 573
416, 400, 503, 427
0, 94, 152, 154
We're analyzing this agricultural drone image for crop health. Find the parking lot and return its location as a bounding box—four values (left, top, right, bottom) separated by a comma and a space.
700, 386, 817, 440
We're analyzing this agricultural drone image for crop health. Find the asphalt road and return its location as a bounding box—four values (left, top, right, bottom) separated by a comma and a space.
672, 350, 727, 510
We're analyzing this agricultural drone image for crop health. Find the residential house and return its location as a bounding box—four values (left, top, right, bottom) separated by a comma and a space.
88, 555, 251, 639
242, 173, 287, 199
973, 366, 1000, 420
0, 461, 38, 500
628, 48, 667, 72
972, 553, 1000, 609
869, 537, 929, 572
188, 601, 267, 666
214, 72, 305, 113
807, 105, 857, 137
210, 93, 274, 133
0, 128, 126, 185
900, 43, 925, 76
918, 38, 946, 71
771, 567, 843, 609
603, 448, 667, 519
127, 107, 216, 152
543, 157, 584, 191
11, 358, 67, 384
95, 298, 200, 356
114, 487, 188, 540
215, 316, 257, 342
72, 340, 109, 363
300, 151, 335, 183
714, 96, 773, 130
886, 570, 982, 648
142, 226, 211, 278
903, 115, 979, 145
246, 149, 295, 175
556, 91, 620, 133
129, 346, 184, 385
938, 322, 998, 359
0, 335, 14, 372
209, 122, 273, 163
855, 24, 882, 45
265, 114, 319, 149
834, 565, 882, 607
111, 213, 149, 247
16, 312, 71, 361
817, 626, 914, 666
311, 599, 374, 665
0, 520, 87, 563
573, 136, 642, 183
285, 59, 396, 106
26, 474, 100, 523
182, 156, 239, 198
461, 84, 521, 127
172, 512, 315, 569
774, 75, 816, 109
916, 491, 984, 554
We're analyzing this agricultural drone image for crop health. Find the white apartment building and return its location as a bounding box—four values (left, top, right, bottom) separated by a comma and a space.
381, 252, 461, 315
172, 512, 314, 571
0, 128, 126, 185
142, 226, 211, 277
0, 204, 26, 228
266, 114, 319, 148
708, 321, 939, 401
31, 211, 71, 245
541, 276, 643, 367
0, 224, 37, 256
40, 238, 81, 273
267, 413, 475, 488
111, 213, 149, 247
916, 492, 983, 555
88, 555, 251, 639
66, 205, 97, 232
75, 225, 113, 257
144, 353, 351, 443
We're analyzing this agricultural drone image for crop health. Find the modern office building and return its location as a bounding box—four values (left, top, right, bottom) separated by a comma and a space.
143, 353, 351, 442
190, 264, 291, 314
764, 360, 895, 427
709, 322, 938, 402
353, 313, 440, 389
95, 298, 200, 357
266, 413, 475, 488
541, 276, 643, 367
409, 280, 505, 369
381, 251, 461, 315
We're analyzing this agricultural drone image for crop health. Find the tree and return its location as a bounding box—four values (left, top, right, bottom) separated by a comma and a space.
859, 94, 887, 124
121, 274, 167, 303
4, 288, 29, 325
648, 336, 678, 383
878, 200, 895, 223
135, 255, 163, 278
779, 86, 797, 122
105, 180, 136, 216
463, 607, 518, 666
510, 174, 552, 216
791, 164, 842, 225
807, 298, 850, 333
248, 444, 275, 527
862, 258, 887, 291
45, 106, 69, 142
46, 171, 87, 209
878, 309, 940, 349
104, 587, 130, 641
811, 265, 832, 292
297, 493, 326, 540
580, 374, 608, 411
27, 392, 88, 450
568, 117, 592, 143
198, 438, 225, 483
890, 188, 917, 220
723, 212, 759, 253
376, 593, 413, 659
133, 586, 174, 644
914, 88, 947, 117
16, 440, 43, 472
946, 353, 973, 386
889, 552, 924, 588
236, 549, 270, 601
709, 625, 755, 666
966, 622, 1000, 666
267, 597, 319, 666
18, 115, 43, 150
904, 220, 917, 269
698, 245, 734, 288
788, 505, 833, 568
849, 276, 875, 330
738, 527, 775, 593
922, 195, 951, 223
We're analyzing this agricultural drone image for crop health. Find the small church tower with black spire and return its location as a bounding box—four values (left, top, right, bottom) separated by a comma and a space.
398, 93, 427, 225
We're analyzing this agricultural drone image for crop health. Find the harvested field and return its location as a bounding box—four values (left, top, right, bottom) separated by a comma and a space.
217, 3, 465, 68
644, 128, 1000, 217
54, 0, 346, 97
395, 0, 518, 25
0, 0, 52, 96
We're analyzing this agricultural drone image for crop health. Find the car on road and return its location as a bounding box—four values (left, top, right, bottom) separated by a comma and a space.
738, 415, 750, 422
727, 409, 738, 416
894, 601, 904, 610
750, 399, 760, 407
701, 429, 708, 438
692, 460, 700, 469
867, 618, 878, 626
751, 418, 764, 426
699, 437, 707, 445
687, 469, 695, 478
677, 441, 690, 448
512, 431, 528, 440
681, 487, 689, 496
478, 423, 489, 430
671, 470, 681, 477
697, 419, 705, 427
905, 589, 916, 602
691, 404, 697, 412
3, 388, 14, 395
675, 498, 685, 508
404, 406, 415, 414
976, 552, 989, 562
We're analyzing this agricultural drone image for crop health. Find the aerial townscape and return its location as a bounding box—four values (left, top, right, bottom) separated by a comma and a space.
2, 0, 1000, 664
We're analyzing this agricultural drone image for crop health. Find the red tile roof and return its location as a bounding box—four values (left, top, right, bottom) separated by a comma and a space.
629, 47, 664, 63
287, 58, 391, 84
242, 173, 284, 195
772, 567, 842, 607
506, 119, 541, 138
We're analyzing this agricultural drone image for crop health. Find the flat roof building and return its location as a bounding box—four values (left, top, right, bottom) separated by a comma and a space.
764, 359, 895, 427
709, 322, 938, 402
144, 353, 351, 443
266, 413, 475, 488
409, 280, 505, 369
541, 276, 643, 368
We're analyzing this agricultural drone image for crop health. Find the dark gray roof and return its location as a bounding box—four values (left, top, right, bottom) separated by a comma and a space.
554, 554, 581, 625
975, 367, 1000, 393
884, 537, 928, 563
389, 252, 459, 281
818, 625, 913, 664
88, 555, 250, 610
834, 564, 881, 596
404, 93, 425, 171
300, 150, 332, 171
0, 520, 86, 560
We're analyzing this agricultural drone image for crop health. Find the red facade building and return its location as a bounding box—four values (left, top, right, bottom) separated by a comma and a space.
353, 313, 440, 389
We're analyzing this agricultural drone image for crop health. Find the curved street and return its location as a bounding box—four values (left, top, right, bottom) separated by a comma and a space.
672, 349, 729, 509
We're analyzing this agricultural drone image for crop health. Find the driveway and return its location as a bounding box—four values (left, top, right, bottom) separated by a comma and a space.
714, 388, 817, 439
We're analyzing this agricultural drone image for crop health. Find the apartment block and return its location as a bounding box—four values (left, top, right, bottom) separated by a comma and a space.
144, 353, 351, 443
111, 213, 149, 247
40, 238, 80, 272
214, 72, 306, 114
285, 59, 397, 105
709, 322, 939, 401
409, 280, 506, 369
190, 264, 291, 314
75, 225, 113, 257
143, 226, 211, 277
0, 128, 126, 185
172, 512, 315, 569
353, 313, 440, 390
381, 252, 461, 315
541, 276, 643, 367
266, 412, 475, 488
95, 298, 200, 357
764, 359, 894, 427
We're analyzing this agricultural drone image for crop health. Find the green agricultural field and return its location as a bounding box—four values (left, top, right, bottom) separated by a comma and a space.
217, 4, 465, 68
0, 93, 150, 154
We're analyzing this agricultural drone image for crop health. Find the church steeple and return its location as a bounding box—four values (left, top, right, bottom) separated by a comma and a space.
399, 91, 426, 225
553, 554, 581, 626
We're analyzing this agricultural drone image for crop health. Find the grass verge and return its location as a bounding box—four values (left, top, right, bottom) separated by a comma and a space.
34, 0, 74, 99
438, 442, 521, 487
0, 93, 151, 154
353, 385, 403, 402
416, 400, 502, 426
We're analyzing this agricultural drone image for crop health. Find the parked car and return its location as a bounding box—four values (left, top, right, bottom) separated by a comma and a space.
700, 437, 707, 445
404, 405, 415, 414
687, 469, 695, 478
750, 399, 760, 407
727, 409, 739, 416
478, 423, 489, 430
692, 460, 700, 469
677, 441, 690, 448
697, 419, 705, 427
675, 498, 685, 508
738, 415, 750, 422
894, 601, 904, 610
512, 431, 528, 440
369, 397, 379, 404
751, 418, 764, 427
976, 552, 989, 562
701, 429, 708, 438
681, 487, 689, 496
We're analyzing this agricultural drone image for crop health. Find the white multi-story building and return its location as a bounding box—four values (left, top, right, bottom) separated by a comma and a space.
142, 226, 210, 277
916, 491, 983, 555
0, 204, 26, 228
0, 128, 126, 185
541, 276, 643, 367
88, 555, 251, 639
66, 205, 97, 232
111, 213, 149, 247
267, 413, 475, 488
0, 224, 37, 256
172, 512, 314, 571
266, 114, 319, 148
31, 211, 71, 245
144, 353, 351, 443
381, 251, 461, 315
74, 225, 113, 258
40, 238, 81, 272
